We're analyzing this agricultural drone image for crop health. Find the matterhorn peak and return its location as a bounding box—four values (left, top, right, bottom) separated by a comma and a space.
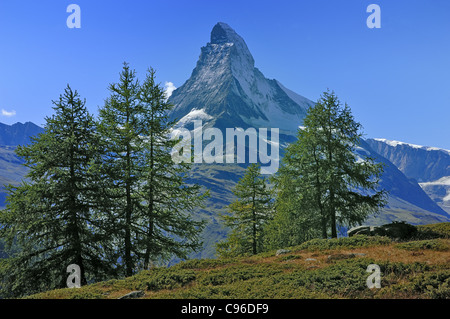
209, 22, 255, 69
211, 22, 247, 47
169, 22, 314, 133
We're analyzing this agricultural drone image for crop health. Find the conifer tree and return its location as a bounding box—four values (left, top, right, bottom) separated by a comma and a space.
268, 90, 386, 247
97, 63, 143, 277
0, 86, 111, 297
135, 68, 207, 269
98, 64, 207, 274
216, 163, 274, 257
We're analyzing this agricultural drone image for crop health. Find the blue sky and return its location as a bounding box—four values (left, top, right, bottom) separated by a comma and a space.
1, 0, 449, 149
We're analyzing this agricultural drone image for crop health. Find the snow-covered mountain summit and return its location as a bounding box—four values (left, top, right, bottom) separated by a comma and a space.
367, 138, 450, 183
169, 22, 314, 134
372, 138, 450, 156
367, 138, 450, 215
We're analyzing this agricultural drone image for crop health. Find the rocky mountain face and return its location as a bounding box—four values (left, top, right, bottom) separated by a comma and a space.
169, 22, 313, 137
366, 138, 450, 183
0, 122, 44, 208
366, 138, 450, 215
0, 122, 43, 147
357, 140, 449, 225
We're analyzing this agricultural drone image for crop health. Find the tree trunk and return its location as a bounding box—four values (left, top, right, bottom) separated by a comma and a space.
125, 136, 133, 277
330, 189, 337, 238
144, 108, 155, 270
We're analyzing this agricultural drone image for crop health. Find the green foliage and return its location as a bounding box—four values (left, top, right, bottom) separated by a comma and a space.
97, 64, 207, 276
276, 254, 302, 262
291, 259, 372, 296
26, 225, 450, 299
216, 163, 274, 257
0, 64, 208, 298
175, 258, 237, 270
396, 239, 449, 251
267, 90, 387, 249
135, 68, 208, 269
122, 268, 197, 291
292, 235, 392, 252
410, 270, 450, 299
199, 264, 282, 286
0, 85, 113, 297
416, 222, 450, 239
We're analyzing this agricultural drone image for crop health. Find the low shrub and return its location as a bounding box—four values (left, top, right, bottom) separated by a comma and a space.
114, 268, 197, 291
276, 254, 302, 262
199, 264, 283, 286
410, 270, 450, 299
416, 223, 450, 239
175, 258, 236, 270
396, 239, 449, 251
293, 235, 391, 252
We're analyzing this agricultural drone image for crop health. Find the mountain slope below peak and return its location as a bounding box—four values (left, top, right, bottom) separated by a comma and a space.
366, 138, 450, 215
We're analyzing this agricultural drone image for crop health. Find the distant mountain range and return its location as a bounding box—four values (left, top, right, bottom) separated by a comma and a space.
0, 122, 44, 208
0, 122, 43, 147
367, 138, 450, 215
0, 23, 449, 259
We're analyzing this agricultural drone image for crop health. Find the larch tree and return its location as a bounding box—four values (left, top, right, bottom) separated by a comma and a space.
0, 85, 111, 297
136, 68, 207, 269
216, 163, 274, 257
268, 90, 387, 246
97, 63, 143, 277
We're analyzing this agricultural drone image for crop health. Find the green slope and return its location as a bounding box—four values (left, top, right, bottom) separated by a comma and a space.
27, 223, 450, 299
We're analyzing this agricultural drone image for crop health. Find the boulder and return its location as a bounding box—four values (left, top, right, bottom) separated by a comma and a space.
276, 249, 291, 256
382, 221, 417, 240
347, 226, 371, 237
348, 221, 417, 240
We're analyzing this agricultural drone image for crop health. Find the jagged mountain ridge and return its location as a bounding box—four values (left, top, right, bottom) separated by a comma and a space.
0, 122, 44, 208
366, 138, 450, 183
357, 139, 449, 221
367, 138, 450, 215
169, 22, 313, 134
0, 122, 43, 147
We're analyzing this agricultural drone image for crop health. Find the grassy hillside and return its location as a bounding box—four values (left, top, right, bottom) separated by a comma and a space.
26, 223, 450, 299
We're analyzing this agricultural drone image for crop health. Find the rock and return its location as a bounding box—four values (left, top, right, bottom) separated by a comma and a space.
305, 258, 317, 262
347, 226, 371, 237
117, 290, 145, 299
371, 226, 387, 236
276, 249, 291, 256
348, 221, 417, 240
382, 221, 417, 240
